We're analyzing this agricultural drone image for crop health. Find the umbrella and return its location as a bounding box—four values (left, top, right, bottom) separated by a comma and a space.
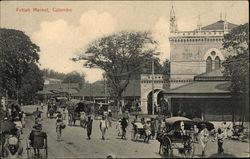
0, 121, 16, 133
193, 119, 215, 131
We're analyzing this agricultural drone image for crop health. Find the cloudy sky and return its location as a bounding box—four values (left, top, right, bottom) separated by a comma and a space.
1, 1, 248, 83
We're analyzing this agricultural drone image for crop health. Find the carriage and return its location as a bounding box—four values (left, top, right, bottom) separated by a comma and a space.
131, 122, 147, 141
67, 100, 92, 126
131, 119, 151, 143
157, 117, 196, 158
47, 97, 68, 118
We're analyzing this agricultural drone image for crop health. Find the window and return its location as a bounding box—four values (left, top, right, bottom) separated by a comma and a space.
206, 56, 212, 73
214, 56, 221, 69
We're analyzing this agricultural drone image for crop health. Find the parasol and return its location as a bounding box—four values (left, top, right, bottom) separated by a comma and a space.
192, 118, 215, 131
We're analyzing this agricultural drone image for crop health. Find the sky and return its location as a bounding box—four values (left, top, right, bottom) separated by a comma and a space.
0, 1, 249, 83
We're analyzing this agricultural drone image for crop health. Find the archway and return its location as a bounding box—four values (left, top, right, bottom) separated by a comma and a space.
147, 89, 165, 115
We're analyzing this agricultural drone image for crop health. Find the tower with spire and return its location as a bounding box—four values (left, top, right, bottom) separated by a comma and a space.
224, 12, 228, 32
197, 12, 202, 31
170, 2, 178, 33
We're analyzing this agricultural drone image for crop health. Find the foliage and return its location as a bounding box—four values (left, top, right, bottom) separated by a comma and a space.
0, 28, 41, 102
222, 23, 249, 94
222, 23, 249, 124
42, 68, 67, 80
73, 31, 159, 109
19, 63, 44, 104
62, 71, 85, 89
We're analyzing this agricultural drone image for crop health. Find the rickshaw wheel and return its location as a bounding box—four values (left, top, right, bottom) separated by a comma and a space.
162, 136, 172, 157
184, 137, 195, 158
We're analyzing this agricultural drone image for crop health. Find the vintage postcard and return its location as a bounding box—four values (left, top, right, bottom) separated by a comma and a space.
0, 0, 249, 158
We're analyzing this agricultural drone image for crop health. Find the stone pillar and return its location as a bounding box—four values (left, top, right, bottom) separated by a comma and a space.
140, 98, 148, 114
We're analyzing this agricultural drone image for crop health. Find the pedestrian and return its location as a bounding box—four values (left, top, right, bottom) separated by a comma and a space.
213, 128, 226, 154
144, 119, 151, 143
150, 118, 156, 139
194, 124, 199, 142
80, 112, 86, 128
108, 109, 112, 127
21, 111, 26, 128
56, 112, 64, 141
115, 118, 122, 136
121, 117, 128, 139
86, 115, 93, 140
199, 123, 209, 157
100, 116, 108, 140
62, 107, 66, 120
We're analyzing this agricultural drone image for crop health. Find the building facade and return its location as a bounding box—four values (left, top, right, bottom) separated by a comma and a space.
169, 4, 237, 89
139, 4, 239, 115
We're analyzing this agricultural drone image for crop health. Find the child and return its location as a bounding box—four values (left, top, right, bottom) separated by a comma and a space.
116, 119, 122, 136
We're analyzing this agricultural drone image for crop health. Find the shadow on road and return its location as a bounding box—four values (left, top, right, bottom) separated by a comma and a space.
208, 153, 236, 158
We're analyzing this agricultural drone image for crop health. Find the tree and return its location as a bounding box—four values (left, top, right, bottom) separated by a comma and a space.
222, 23, 249, 124
62, 71, 85, 89
0, 28, 40, 102
73, 31, 159, 112
19, 63, 44, 104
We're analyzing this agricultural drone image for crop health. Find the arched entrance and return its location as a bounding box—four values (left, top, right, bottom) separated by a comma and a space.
147, 89, 164, 115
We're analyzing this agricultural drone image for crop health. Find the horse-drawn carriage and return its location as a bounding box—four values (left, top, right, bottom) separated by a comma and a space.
67, 100, 92, 126
157, 117, 196, 158
47, 97, 68, 118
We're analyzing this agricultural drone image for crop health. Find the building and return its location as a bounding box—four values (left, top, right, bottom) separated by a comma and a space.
158, 4, 246, 122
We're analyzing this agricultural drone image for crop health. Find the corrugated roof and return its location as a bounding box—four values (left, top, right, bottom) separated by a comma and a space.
201, 20, 238, 30
166, 81, 230, 94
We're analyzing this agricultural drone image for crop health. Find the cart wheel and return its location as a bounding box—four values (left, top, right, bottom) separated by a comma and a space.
184, 138, 195, 158
162, 137, 172, 157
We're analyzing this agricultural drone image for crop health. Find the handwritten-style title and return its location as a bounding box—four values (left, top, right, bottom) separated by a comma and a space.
16, 8, 72, 13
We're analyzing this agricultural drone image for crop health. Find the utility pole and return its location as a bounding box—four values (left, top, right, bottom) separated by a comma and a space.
104, 74, 107, 103
152, 59, 154, 115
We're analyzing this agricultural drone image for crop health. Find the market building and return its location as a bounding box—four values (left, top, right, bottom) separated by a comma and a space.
158, 4, 244, 122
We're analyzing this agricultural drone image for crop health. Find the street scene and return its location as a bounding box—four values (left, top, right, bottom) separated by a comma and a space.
0, 1, 249, 158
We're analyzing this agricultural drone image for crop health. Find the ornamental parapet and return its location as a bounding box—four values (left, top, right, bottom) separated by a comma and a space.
169, 30, 228, 38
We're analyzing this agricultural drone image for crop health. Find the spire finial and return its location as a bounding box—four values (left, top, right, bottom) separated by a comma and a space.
220, 12, 222, 21
197, 12, 202, 30
224, 12, 227, 21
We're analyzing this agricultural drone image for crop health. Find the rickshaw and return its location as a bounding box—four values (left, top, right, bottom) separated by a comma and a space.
131, 122, 147, 142
26, 126, 48, 159
131, 118, 151, 143
47, 98, 57, 118
157, 116, 195, 158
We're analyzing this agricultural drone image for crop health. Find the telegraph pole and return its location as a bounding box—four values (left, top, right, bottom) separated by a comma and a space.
152, 59, 154, 115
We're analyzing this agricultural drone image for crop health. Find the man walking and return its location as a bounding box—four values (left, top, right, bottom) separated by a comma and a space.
100, 116, 108, 140
121, 117, 128, 139
86, 116, 93, 140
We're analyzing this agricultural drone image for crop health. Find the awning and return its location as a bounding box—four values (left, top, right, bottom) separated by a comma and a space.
164, 81, 231, 98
